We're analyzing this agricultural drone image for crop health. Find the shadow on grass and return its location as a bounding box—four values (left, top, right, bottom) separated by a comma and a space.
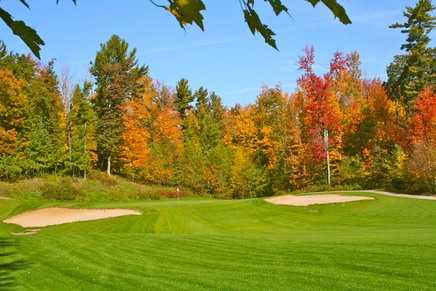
0, 237, 28, 289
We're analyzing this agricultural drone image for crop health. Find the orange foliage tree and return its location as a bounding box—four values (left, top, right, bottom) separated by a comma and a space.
0, 69, 27, 156
121, 77, 182, 183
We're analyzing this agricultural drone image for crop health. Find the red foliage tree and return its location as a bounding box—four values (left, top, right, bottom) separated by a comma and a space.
297, 47, 342, 160
411, 88, 436, 145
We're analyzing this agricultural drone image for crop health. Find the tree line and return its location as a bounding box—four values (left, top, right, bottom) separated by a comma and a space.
0, 0, 434, 196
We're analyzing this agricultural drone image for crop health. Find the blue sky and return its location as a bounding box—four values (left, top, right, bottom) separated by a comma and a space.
0, 0, 430, 105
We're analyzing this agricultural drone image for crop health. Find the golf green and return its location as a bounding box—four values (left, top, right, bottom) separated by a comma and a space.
1, 192, 436, 290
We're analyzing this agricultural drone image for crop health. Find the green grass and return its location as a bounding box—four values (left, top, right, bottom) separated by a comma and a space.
1, 191, 436, 290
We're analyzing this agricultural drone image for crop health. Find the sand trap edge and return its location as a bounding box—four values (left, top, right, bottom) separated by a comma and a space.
265, 194, 374, 206
3, 207, 142, 228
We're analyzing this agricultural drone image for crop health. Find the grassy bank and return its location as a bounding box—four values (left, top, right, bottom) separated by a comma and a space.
0, 173, 194, 202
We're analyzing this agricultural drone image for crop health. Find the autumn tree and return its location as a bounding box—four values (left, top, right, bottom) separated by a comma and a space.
296, 47, 343, 184
223, 104, 271, 196
351, 80, 408, 188
144, 87, 183, 185
410, 88, 436, 145
284, 96, 308, 189
0, 43, 36, 179
0, 69, 27, 179
229, 147, 269, 198
407, 142, 436, 193
120, 77, 152, 174
0, 43, 70, 178
224, 105, 258, 154
405, 87, 435, 192
90, 35, 147, 175
0, 69, 26, 156
251, 87, 290, 189
121, 76, 182, 184
253, 87, 287, 168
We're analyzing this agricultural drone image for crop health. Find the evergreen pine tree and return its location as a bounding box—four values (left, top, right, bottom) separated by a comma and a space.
175, 78, 193, 120
22, 63, 66, 175
386, 0, 435, 112
90, 35, 147, 175
194, 86, 208, 110
67, 82, 96, 178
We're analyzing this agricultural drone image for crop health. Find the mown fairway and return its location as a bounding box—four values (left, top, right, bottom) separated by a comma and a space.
1, 192, 436, 290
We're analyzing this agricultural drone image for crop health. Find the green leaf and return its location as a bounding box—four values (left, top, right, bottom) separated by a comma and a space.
158, 0, 351, 50
306, 0, 351, 24
56, 0, 78, 4
167, 0, 206, 30
0, 8, 45, 58
321, 0, 351, 24
306, 0, 320, 6
265, 0, 289, 16
243, 8, 278, 50
18, 0, 30, 9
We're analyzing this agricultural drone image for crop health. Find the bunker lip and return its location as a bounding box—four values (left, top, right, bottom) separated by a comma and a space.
362, 190, 436, 201
3, 207, 141, 228
265, 194, 374, 206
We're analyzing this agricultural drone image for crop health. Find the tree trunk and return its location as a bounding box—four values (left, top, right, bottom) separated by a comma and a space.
68, 123, 72, 176
83, 122, 87, 180
324, 129, 331, 186
107, 155, 111, 176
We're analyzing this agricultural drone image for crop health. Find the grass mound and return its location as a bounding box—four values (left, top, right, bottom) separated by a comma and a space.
0, 173, 193, 202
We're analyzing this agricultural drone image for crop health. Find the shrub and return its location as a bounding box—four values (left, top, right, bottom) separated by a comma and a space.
406, 142, 436, 194
0, 178, 47, 198
40, 178, 82, 200
338, 156, 365, 185
134, 187, 192, 200
0, 156, 23, 181
229, 156, 270, 199
135, 189, 161, 200
280, 183, 363, 195
88, 170, 118, 186
158, 188, 191, 198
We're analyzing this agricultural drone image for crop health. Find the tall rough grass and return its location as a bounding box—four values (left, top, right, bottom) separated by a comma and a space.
0, 172, 194, 202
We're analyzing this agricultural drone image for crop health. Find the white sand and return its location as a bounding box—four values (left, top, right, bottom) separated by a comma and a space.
265, 194, 374, 206
3, 207, 141, 228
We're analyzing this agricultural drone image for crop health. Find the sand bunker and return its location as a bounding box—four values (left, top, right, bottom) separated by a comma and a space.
265, 194, 374, 206
3, 207, 141, 228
